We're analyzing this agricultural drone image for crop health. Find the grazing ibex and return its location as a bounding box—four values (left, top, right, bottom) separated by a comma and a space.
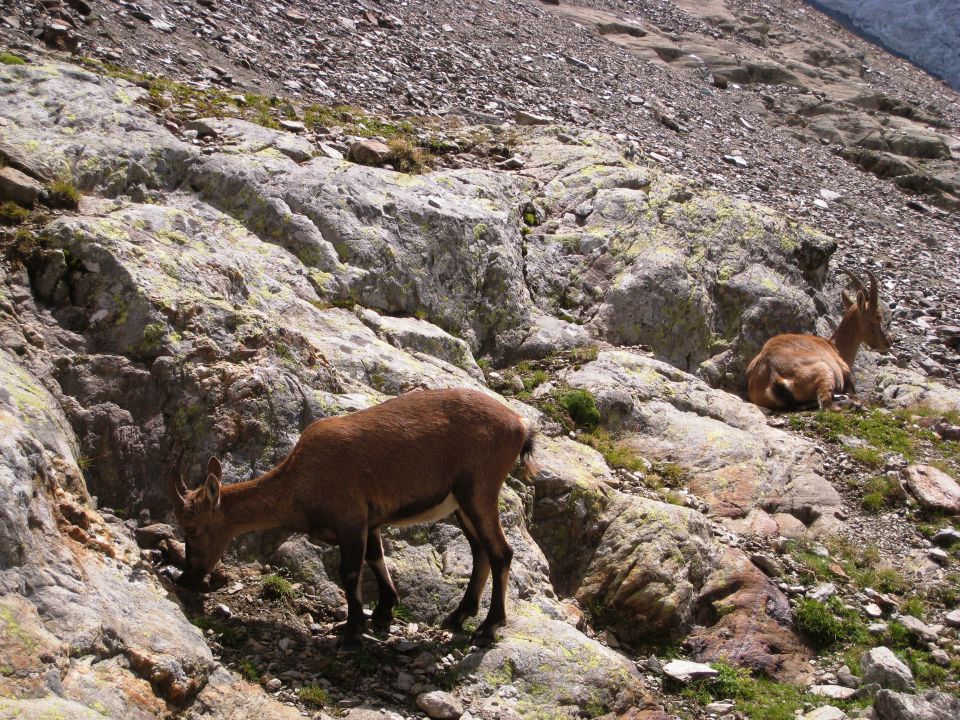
746, 268, 891, 410
170, 388, 535, 648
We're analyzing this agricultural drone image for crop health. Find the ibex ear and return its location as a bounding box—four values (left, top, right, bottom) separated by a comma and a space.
841, 290, 854, 309
205, 456, 222, 507
856, 290, 868, 311
204, 472, 221, 507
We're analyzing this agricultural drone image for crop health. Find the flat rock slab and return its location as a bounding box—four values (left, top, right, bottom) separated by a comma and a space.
566, 350, 841, 536
805, 706, 848, 720
810, 685, 857, 700
662, 660, 718, 683
902, 465, 960, 513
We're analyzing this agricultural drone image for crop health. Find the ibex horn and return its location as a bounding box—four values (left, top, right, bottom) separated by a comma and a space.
865, 269, 879, 306
170, 471, 188, 507
839, 267, 865, 296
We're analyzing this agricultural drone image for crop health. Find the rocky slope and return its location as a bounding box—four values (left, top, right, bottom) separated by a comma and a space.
0, 2, 959, 720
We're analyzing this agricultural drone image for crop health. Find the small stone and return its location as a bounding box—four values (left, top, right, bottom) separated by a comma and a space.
497, 155, 525, 170
722, 154, 748, 167
705, 700, 735, 713
515, 110, 554, 126
0, 166, 43, 207
869, 623, 889, 635
213, 604, 232, 618
318, 143, 344, 160
837, 665, 860, 688
278, 637, 291, 651
804, 706, 848, 720
864, 602, 883, 618
930, 648, 951, 666
662, 660, 718, 682
264, 677, 282, 691
810, 583, 836, 602
928, 547, 950, 564
902, 465, 960, 513
861, 646, 915, 691
819, 189, 842, 202
415, 690, 464, 719
899, 615, 937, 643
809, 685, 856, 700
279, 120, 306, 133
944, 609, 960, 628
396, 671, 415, 692
929, 528, 959, 547
348, 140, 391, 166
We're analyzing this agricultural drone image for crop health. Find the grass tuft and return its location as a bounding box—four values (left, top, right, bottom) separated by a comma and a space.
680, 661, 823, 720
794, 597, 869, 649
386, 137, 434, 174
298, 684, 330, 707
0, 201, 30, 225
45, 180, 80, 209
861, 475, 901, 513
558, 389, 601, 430
261, 573, 296, 601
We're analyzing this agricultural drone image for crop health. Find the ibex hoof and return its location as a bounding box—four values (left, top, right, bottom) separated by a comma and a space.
371, 611, 394, 630
441, 611, 467, 632
470, 626, 499, 647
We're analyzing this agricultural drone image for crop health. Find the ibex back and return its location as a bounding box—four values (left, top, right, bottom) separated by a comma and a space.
170, 388, 535, 647
746, 268, 891, 410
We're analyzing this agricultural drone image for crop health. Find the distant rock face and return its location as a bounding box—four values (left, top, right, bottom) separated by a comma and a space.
807, 1, 960, 90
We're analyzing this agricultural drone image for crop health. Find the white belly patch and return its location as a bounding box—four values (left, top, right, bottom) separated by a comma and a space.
391, 493, 459, 527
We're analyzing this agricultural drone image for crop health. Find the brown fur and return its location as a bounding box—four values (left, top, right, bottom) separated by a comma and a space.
746, 269, 891, 411
170, 388, 535, 646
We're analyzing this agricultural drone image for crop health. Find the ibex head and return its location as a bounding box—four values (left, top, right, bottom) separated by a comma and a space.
839, 267, 891, 354
170, 457, 230, 583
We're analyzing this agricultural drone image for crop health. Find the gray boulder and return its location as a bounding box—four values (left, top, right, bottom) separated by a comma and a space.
861, 647, 916, 692
874, 689, 960, 720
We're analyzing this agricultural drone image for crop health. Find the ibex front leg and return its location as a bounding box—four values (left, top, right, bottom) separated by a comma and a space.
337, 529, 368, 649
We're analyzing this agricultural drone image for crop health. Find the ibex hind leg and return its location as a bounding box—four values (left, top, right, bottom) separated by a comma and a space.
365, 527, 399, 630
336, 530, 368, 650
457, 494, 513, 646
442, 509, 491, 632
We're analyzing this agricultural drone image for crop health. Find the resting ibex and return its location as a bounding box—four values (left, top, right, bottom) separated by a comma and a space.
746, 268, 891, 410
170, 388, 535, 647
